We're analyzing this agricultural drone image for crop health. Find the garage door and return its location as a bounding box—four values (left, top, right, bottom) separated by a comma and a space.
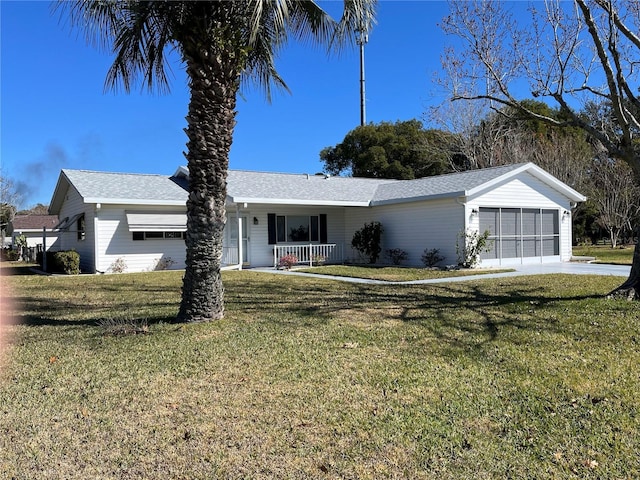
479, 208, 559, 262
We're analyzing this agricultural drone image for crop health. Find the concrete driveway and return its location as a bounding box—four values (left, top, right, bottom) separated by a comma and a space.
257, 262, 631, 285
402, 262, 631, 285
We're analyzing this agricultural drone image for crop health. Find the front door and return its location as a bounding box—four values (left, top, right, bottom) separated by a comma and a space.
229, 215, 249, 265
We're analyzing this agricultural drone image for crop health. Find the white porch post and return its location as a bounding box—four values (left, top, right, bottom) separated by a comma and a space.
236, 204, 243, 271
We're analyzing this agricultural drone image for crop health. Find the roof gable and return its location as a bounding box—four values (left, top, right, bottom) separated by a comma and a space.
50, 169, 189, 213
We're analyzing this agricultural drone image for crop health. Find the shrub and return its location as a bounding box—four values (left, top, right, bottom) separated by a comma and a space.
386, 248, 408, 265
5, 249, 19, 261
278, 254, 298, 270
351, 221, 384, 264
37, 250, 80, 274
155, 256, 175, 271
52, 250, 80, 275
14, 234, 27, 249
311, 254, 326, 266
456, 229, 492, 268
421, 248, 444, 267
109, 257, 127, 273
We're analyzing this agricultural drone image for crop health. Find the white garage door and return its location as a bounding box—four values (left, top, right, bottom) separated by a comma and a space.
479, 207, 559, 263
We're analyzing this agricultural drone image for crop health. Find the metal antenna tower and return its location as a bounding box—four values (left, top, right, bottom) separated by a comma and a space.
356, 21, 369, 126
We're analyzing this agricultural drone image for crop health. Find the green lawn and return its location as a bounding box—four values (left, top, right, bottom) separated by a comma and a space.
1, 266, 639, 479
573, 244, 635, 265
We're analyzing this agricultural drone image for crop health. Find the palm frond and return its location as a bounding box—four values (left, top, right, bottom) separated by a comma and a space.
55, 1, 176, 94
56, 0, 377, 98
331, 0, 378, 53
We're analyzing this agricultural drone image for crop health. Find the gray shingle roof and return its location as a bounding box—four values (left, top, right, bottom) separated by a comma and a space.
226, 170, 397, 205
62, 169, 188, 204
52, 162, 584, 211
371, 163, 526, 204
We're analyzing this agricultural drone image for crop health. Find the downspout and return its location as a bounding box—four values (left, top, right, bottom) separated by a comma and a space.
456, 197, 471, 231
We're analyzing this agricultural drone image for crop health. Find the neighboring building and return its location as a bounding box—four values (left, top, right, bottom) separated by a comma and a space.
8, 215, 60, 250
48, 163, 586, 273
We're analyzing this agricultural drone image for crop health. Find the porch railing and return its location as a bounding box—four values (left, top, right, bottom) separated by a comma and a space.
222, 246, 239, 266
273, 243, 343, 267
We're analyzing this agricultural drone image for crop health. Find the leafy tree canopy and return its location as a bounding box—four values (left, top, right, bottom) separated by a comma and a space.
320, 120, 453, 179
17, 204, 50, 216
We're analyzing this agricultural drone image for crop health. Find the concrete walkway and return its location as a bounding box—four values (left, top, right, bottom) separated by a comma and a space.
251, 262, 632, 285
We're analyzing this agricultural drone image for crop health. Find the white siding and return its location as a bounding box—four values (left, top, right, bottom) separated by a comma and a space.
56, 185, 96, 272
17, 231, 60, 250
345, 199, 463, 267
470, 173, 569, 208
96, 206, 186, 273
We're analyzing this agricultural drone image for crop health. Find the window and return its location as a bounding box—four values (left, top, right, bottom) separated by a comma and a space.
275, 215, 320, 242
132, 231, 186, 241
268, 213, 327, 244
77, 215, 85, 241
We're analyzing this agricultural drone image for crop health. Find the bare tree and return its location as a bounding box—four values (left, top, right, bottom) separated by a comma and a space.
440, 0, 640, 299
1, 176, 22, 246
589, 158, 640, 247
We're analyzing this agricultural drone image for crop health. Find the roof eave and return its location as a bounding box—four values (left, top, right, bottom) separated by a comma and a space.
83, 198, 187, 207
370, 191, 466, 206
49, 171, 72, 214
229, 197, 371, 207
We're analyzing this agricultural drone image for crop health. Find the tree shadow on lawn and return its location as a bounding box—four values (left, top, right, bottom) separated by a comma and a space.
0, 263, 39, 276
226, 274, 610, 353
12, 294, 178, 328
11, 272, 626, 354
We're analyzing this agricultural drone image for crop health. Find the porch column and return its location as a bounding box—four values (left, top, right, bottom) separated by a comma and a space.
236, 204, 243, 271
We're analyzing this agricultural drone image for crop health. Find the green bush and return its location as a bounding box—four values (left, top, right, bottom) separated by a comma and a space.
386, 248, 408, 265
38, 250, 80, 274
53, 251, 80, 275
456, 229, 492, 268
421, 247, 444, 267
5, 249, 19, 261
351, 221, 384, 264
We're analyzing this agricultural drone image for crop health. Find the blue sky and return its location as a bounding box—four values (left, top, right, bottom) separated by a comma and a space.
2, 1, 457, 208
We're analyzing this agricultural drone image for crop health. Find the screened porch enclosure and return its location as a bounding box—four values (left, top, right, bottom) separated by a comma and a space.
480, 207, 560, 262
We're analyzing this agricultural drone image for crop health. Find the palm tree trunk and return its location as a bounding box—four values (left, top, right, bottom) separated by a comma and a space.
607, 225, 640, 300
176, 47, 241, 322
